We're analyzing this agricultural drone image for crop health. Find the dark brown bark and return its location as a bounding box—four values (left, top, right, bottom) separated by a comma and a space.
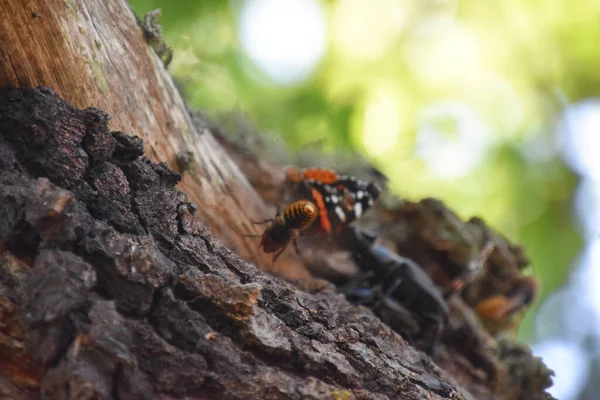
0, 0, 273, 270
0, 87, 553, 400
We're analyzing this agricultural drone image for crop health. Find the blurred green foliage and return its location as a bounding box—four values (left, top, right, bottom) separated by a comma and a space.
129, 0, 593, 341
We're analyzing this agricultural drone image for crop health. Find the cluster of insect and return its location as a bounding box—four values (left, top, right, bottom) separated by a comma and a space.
246, 166, 381, 264
246, 166, 538, 357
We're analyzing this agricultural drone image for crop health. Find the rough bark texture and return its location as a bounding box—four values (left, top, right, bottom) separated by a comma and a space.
0, 0, 554, 399
212, 120, 555, 400
0, 88, 553, 400
0, 87, 451, 399
0, 0, 272, 268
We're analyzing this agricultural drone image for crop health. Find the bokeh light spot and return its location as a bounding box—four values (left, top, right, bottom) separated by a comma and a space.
415, 101, 490, 178
535, 287, 593, 344
238, 0, 327, 84
572, 239, 600, 327
362, 89, 401, 158
558, 99, 600, 180
531, 339, 589, 400
573, 179, 600, 238
405, 22, 482, 84
332, 0, 405, 60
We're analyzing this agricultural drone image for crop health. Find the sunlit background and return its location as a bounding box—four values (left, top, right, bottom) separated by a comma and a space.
129, 1, 600, 398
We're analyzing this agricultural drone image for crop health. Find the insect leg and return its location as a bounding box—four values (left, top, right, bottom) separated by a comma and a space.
298, 227, 324, 237
381, 261, 403, 298
272, 246, 287, 265
274, 202, 282, 218
427, 320, 444, 359
252, 204, 281, 225
251, 218, 273, 225
338, 270, 376, 291
293, 238, 301, 255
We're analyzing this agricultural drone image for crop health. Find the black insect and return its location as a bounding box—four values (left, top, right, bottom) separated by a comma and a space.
338, 227, 450, 357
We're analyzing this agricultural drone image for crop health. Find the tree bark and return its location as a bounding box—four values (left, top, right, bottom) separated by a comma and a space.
0, 86, 464, 399
0, 1, 554, 400
0, 0, 279, 271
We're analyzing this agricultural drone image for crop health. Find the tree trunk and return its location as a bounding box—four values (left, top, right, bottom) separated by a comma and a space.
0, 1, 553, 400
0, 0, 280, 272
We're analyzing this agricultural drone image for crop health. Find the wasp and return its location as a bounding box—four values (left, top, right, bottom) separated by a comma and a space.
474, 276, 538, 330
247, 200, 319, 264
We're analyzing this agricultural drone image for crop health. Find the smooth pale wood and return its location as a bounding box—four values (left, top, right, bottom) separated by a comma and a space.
0, 0, 289, 270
